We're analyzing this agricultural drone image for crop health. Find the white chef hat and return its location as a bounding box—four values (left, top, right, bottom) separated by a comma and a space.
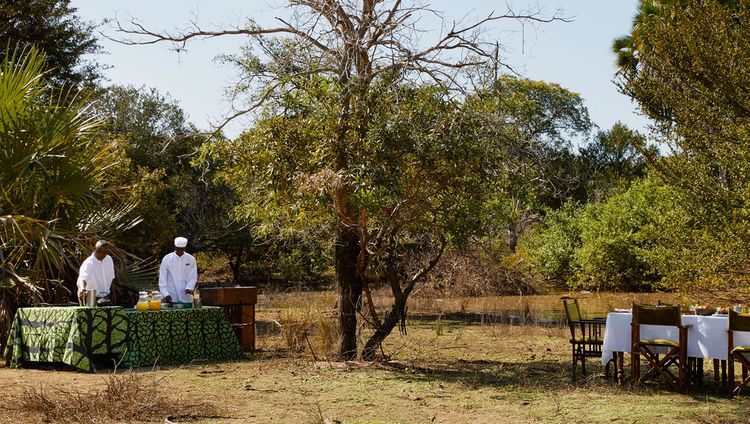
174, 237, 188, 248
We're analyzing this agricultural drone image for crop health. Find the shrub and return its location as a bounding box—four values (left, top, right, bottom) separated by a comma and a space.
521, 176, 677, 292
18, 372, 216, 422
518, 202, 582, 285
574, 177, 675, 291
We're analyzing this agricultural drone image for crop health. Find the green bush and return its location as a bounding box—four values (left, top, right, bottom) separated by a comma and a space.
521, 176, 677, 291
574, 177, 674, 291
518, 202, 581, 283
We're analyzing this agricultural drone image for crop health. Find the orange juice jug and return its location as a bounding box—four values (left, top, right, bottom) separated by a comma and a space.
135, 291, 149, 312
149, 291, 161, 311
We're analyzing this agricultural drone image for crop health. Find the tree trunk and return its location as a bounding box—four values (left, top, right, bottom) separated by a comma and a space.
508, 219, 518, 253
360, 240, 446, 361
361, 295, 406, 361
336, 223, 363, 360
228, 248, 243, 284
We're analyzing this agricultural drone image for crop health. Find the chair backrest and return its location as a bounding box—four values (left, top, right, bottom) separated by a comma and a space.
632, 303, 681, 326
562, 298, 581, 323
729, 309, 750, 332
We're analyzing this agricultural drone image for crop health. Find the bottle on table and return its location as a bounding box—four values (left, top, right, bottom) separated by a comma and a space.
135, 291, 149, 312
149, 291, 161, 311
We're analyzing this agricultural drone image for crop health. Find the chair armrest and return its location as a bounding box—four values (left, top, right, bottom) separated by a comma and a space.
578, 319, 606, 324
571, 319, 606, 341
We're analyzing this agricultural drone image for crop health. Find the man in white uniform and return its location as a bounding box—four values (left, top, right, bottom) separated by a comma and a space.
159, 237, 198, 303
77, 240, 115, 301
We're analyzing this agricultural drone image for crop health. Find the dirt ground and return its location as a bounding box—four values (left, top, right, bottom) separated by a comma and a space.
1, 318, 749, 423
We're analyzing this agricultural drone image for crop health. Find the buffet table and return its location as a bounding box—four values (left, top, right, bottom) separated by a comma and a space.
119, 307, 244, 368
3, 306, 128, 372
601, 311, 750, 365
3, 306, 244, 372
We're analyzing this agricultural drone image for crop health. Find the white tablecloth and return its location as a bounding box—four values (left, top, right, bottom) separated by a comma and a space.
601, 312, 750, 365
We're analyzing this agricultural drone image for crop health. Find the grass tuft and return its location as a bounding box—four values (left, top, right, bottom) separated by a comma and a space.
278, 306, 337, 359
17, 372, 216, 423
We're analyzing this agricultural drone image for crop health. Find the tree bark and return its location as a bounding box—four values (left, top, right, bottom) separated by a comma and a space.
336, 223, 363, 360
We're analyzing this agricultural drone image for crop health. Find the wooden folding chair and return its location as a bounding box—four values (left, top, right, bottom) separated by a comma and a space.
728, 309, 750, 397
631, 303, 688, 392
562, 298, 608, 381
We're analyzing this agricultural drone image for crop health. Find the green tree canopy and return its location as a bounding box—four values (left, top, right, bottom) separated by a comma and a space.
574, 177, 675, 291
93, 85, 249, 270
614, 0, 750, 294
114, 1, 567, 359
580, 122, 654, 202
465, 75, 592, 253
212, 76, 501, 358
0, 0, 101, 87
520, 176, 678, 292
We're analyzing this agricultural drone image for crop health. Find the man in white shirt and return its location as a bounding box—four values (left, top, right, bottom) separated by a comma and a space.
159, 237, 198, 303
77, 240, 116, 301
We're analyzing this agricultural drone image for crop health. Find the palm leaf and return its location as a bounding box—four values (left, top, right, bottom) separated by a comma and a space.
0, 45, 141, 341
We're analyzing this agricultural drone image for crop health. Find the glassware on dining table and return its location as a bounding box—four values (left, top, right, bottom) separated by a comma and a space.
695, 305, 717, 316
716, 306, 730, 315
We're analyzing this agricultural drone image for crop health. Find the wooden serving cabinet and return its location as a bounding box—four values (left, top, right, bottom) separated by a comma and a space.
200, 286, 257, 352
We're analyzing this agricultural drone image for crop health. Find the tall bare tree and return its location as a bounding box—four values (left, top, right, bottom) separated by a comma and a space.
113, 0, 566, 359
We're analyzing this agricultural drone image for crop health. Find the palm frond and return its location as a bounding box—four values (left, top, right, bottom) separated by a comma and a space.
0, 45, 140, 313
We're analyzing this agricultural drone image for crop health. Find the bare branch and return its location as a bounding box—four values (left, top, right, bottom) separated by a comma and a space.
403, 236, 448, 297
106, 1, 570, 138
205, 81, 280, 140
108, 17, 333, 54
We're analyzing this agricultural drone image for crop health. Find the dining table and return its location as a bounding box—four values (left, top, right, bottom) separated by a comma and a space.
118, 306, 245, 368
601, 311, 750, 383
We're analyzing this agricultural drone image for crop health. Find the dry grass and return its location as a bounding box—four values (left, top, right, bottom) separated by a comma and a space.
5, 290, 750, 423
246, 290, 750, 423
3, 319, 750, 423
278, 308, 337, 359
266, 290, 338, 359
259, 290, 684, 325
244, 319, 750, 423
16, 372, 217, 423
395, 291, 684, 318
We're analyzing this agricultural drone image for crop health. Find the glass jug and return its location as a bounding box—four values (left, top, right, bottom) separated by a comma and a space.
149, 291, 162, 311
135, 291, 149, 312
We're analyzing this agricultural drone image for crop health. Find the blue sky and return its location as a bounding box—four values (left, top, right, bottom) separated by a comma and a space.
71, 0, 647, 140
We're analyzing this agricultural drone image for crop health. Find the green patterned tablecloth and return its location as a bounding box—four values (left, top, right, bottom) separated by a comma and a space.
3, 306, 128, 372
119, 306, 244, 368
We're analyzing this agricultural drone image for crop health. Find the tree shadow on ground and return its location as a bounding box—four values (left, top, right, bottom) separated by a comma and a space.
375, 357, 580, 390
372, 357, 733, 401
